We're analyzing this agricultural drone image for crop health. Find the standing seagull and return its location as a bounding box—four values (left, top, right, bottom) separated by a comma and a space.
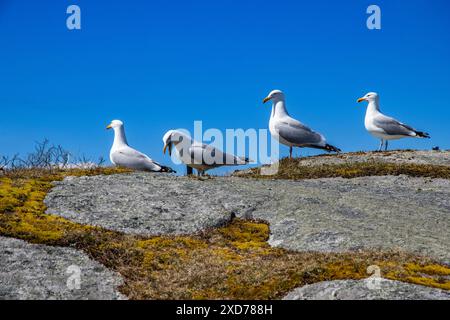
357, 92, 430, 151
107, 120, 175, 172
263, 90, 340, 158
162, 130, 249, 176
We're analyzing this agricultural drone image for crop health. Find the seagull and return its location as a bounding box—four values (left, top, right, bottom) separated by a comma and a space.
106, 120, 175, 172
357, 92, 430, 151
262, 90, 340, 158
162, 130, 249, 176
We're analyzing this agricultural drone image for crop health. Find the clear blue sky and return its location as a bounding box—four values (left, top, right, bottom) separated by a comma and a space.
1, 0, 449, 173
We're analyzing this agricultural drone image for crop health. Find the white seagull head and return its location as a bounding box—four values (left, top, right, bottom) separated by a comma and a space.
357, 92, 379, 104
162, 130, 189, 156
106, 119, 124, 130
263, 89, 285, 104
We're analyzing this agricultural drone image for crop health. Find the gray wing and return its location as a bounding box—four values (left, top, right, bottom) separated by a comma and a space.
373, 114, 415, 136
189, 143, 246, 167
276, 119, 324, 146
112, 146, 162, 171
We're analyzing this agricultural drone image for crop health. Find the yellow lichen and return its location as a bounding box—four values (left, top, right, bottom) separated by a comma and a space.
380, 262, 450, 290
214, 219, 270, 250
405, 263, 450, 276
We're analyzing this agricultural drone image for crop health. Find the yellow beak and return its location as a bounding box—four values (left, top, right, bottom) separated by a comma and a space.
263, 97, 271, 104
106, 124, 112, 129
163, 143, 171, 156
357, 97, 366, 103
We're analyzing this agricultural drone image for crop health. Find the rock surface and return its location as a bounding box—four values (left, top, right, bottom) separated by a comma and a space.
45, 173, 256, 236
45, 173, 450, 263
283, 279, 450, 300
3, 151, 449, 300
0, 236, 125, 300
232, 150, 450, 177
277, 150, 450, 167
253, 175, 450, 264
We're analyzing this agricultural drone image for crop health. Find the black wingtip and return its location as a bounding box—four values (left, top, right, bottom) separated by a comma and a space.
160, 166, 176, 173
417, 131, 431, 139
325, 144, 341, 153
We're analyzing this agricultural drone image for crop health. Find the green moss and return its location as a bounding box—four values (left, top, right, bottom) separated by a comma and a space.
0, 167, 449, 299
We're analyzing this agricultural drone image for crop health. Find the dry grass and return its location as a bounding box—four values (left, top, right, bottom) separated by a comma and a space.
0, 167, 449, 299
237, 157, 450, 180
